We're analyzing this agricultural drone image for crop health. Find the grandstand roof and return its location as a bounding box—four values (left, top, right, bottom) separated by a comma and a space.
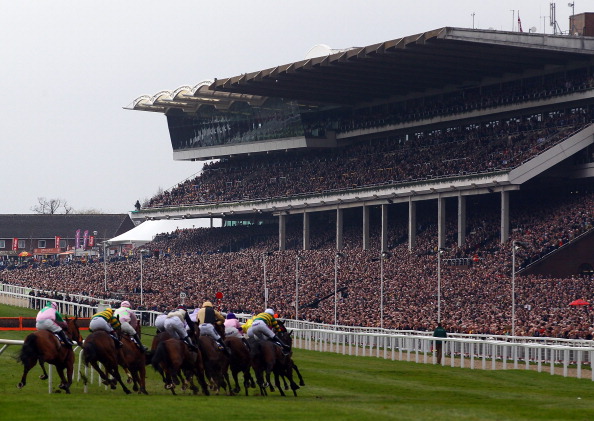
127, 80, 268, 114
211, 27, 594, 105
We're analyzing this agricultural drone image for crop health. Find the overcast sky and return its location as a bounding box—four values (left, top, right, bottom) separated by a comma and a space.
0, 1, 581, 215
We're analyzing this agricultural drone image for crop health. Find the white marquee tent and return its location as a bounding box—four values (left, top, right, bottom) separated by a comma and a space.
107, 218, 220, 246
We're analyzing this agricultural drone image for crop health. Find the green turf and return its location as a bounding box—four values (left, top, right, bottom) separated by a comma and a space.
1, 303, 594, 420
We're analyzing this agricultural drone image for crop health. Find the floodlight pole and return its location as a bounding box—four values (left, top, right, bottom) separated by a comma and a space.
437, 249, 442, 323
295, 255, 300, 321
380, 252, 391, 329
334, 252, 341, 328
103, 241, 108, 293
140, 250, 146, 307
511, 241, 516, 336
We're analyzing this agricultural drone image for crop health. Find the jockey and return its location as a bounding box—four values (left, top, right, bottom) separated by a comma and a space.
224, 312, 243, 338
164, 305, 197, 351
154, 310, 167, 333
89, 307, 123, 348
114, 301, 147, 352
241, 314, 257, 336
197, 301, 230, 355
35, 301, 74, 348
248, 308, 290, 355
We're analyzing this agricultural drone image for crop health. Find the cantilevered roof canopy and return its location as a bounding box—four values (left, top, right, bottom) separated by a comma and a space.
210, 27, 594, 106
127, 80, 267, 114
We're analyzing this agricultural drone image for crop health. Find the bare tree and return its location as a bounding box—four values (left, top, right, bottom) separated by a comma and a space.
31, 197, 73, 214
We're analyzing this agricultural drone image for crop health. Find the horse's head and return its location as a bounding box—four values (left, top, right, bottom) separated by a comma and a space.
66, 317, 84, 346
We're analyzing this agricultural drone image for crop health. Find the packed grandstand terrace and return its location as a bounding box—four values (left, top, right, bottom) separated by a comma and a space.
2, 27, 594, 340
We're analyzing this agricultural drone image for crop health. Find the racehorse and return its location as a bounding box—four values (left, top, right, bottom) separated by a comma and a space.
273, 323, 300, 396
17, 317, 83, 394
82, 330, 131, 394
250, 320, 300, 397
118, 321, 147, 394
225, 336, 255, 395
150, 326, 209, 395
198, 334, 231, 395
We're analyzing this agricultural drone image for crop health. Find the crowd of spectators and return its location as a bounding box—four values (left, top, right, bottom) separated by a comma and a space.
147, 106, 593, 208
313, 66, 594, 136
2, 186, 593, 339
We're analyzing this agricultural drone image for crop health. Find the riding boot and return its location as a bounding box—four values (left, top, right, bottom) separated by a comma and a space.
241, 337, 251, 351
183, 336, 198, 352
217, 338, 231, 356
110, 332, 123, 348
133, 333, 148, 353
56, 330, 73, 348
271, 335, 291, 355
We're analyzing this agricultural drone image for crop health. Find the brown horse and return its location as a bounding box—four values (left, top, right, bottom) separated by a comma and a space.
225, 336, 255, 395
250, 321, 300, 397
17, 317, 83, 394
198, 335, 231, 395
118, 335, 147, 394
82, 330, 131, 394
151, 336, 210, 396
249, 338, 276, 396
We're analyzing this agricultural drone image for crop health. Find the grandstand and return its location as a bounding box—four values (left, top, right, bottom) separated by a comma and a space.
128, 27, 594, 255
1, 27, 593, 338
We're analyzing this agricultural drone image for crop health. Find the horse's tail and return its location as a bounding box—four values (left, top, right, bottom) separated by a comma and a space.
17, 334, 38, 366
151, 341, 168, 373
82, 341, 97, 366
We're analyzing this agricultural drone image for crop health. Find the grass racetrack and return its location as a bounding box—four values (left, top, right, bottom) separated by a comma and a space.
1, 304, 594, 420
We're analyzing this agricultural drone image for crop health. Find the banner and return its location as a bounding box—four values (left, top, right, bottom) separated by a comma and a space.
75, 229, 81, 249
55, 236, 61, 250
12, 238, 18, 251
83, 230, 89, 249
89, 235, 95, 248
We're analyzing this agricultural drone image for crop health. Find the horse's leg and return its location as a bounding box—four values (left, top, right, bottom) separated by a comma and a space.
109, 365, 131, 395
138, 364, 148, 395
17, 358, 37, 389
231, 368, 241, 395
284, 364, 300, 396
281, 373, 289, 390
56, 365, 71, 394
90, 361, 111, 386
293, 363, 305, 386
273, 370, 286, 397
38, 360, 48, 380
223, 368, 234, 396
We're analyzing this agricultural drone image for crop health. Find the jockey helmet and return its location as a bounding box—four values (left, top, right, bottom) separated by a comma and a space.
120, 300, 131, 308
50, 301, 58, 310
226, 312, 236, 320
202, 301, 213, 307
177, 305, 187, 311
265, 308, 274, 316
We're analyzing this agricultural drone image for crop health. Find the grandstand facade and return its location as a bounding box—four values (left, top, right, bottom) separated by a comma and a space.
129, 27, 594, 259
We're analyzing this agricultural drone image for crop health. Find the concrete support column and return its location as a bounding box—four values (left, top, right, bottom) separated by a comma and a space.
408, 199, 417, 250
303, 212, 310, 250
336, 208, 344, 251
500, 190, 510, 244
458, 194, 467, 247
381, 204, 388, 252
438, 196, 446, 250
362, 205, 370, 251
279, 214, 286, 251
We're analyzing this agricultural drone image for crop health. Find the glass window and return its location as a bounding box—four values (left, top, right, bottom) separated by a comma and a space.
38, 240, 46, 248
0, 240, 5, 249
18, 240, 25, 248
